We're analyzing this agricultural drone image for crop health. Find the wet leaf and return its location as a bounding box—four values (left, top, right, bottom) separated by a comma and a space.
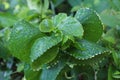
75, 8, 103, 42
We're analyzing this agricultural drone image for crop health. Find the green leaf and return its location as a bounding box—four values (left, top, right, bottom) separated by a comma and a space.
68, 40, 110, 60
52, 13, 84, 38
0, 12, 18, 27
112, 51, 119, 67
103, 27, 117, 44
0, 41, 10, 59
30, 35, 62, 62
16, 7, 29, 19
31, 46, 59, 70
52, 13, 67, 26
40, 55, 66, 80
68, 51, 110, 67
16, 63, 24, 72
67, 0, 82, 7
113, 0, 120, 10
100, 10, 120, 27
75, 8, 103, 42
113, 71, 120, 79
52, 0, 64, 7
8, 20, 43, 62
24, 64, 41, 80
108, 65, 114, 80
27, 0, 42, 12
39, 19, 55, 32
43, 0, 49, 12
57, 16, 84, 38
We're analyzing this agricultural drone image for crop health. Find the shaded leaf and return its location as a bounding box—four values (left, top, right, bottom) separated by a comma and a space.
0, 70, 11, 80
24, 64, 41, 80
52, 0, 64, 7
31, 46, 59, 70
71, 65, 94, 80
75, 8, 103, 42
67, 0, 82, 7
0, 41, 10, 59
100, 10, 120, 27
40, 55, 66, 80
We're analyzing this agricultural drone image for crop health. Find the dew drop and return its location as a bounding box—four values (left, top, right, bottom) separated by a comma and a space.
36, 68, 40, 71
16, 27, 23, 33
31, 60, 34, 62
47, 66, 50, 69
33, 69, 36, 71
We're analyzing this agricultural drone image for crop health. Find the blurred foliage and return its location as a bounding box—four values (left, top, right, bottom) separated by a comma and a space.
0, 0, 120, 80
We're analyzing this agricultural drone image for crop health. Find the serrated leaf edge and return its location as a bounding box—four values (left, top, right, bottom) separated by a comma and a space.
69, 50, 111, 60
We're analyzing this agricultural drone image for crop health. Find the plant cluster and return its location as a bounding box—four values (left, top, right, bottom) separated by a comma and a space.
0, 0, 120, 80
